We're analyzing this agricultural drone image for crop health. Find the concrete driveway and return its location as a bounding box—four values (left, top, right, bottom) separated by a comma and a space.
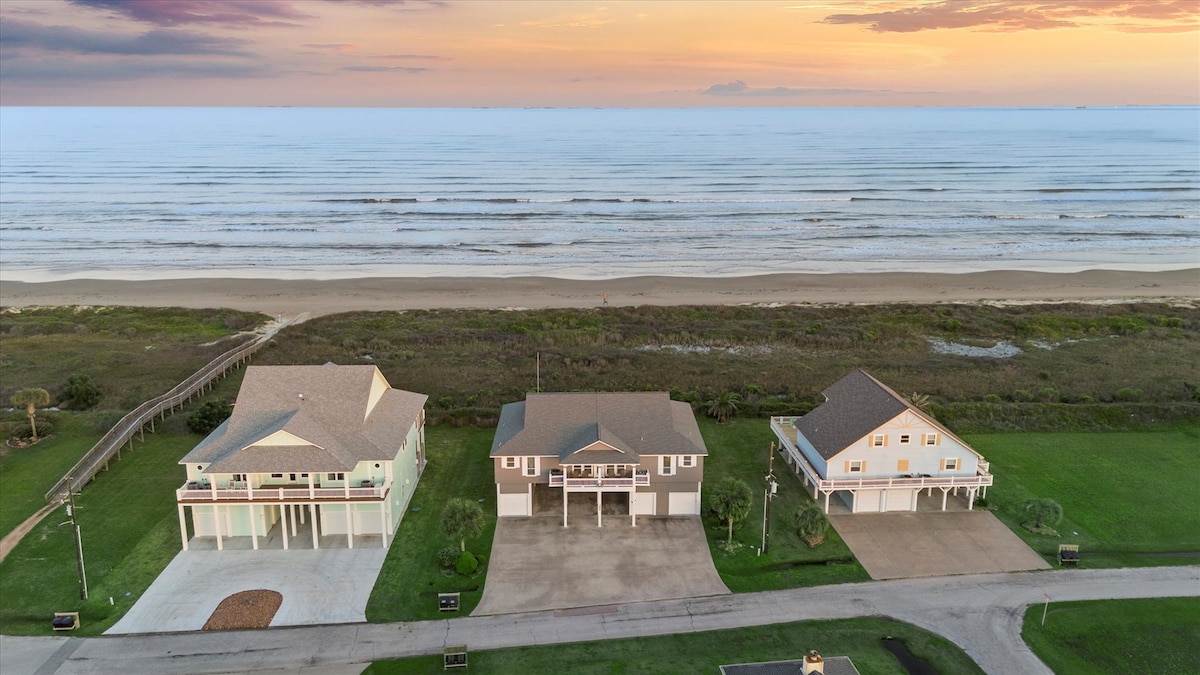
107, 545, 387, 634
474, 515, 729, 615
829, 511, 1051, 580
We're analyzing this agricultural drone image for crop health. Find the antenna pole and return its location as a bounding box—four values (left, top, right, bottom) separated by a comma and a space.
66, 476, 88, 600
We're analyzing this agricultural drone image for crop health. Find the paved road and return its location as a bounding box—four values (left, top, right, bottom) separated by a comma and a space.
5, 566, 1197, 674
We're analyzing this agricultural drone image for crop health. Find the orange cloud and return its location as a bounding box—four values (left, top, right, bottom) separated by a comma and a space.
823, 0, 1200, 33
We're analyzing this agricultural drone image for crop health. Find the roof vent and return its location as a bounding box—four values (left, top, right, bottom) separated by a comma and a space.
298, 393, 305, 401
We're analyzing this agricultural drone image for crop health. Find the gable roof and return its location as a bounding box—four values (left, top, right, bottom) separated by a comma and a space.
490, 392, 706, 461
181, 364, 427, 474
794, 369, 915, 460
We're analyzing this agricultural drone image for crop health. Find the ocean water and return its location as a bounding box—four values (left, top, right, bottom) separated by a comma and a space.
0, 107, 1196, 280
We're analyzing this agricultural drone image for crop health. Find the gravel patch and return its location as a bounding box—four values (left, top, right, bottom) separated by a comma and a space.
203, 590, 282, 630
925, 337, 1022, 358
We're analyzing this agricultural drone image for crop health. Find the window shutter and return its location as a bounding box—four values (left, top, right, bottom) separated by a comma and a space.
898, 459, 908, 472
940, 458, 946, 470
861, 461, 867, 474
844, 461, 850, 473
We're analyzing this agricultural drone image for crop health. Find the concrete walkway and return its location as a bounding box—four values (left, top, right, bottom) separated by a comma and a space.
7, 566, 1197, 674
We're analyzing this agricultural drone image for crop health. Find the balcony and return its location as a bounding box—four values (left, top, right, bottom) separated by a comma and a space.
548, 468, 650, 489
177, 481, 388, 503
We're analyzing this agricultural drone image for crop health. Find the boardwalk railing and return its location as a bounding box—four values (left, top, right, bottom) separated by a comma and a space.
44, 328, 282, 504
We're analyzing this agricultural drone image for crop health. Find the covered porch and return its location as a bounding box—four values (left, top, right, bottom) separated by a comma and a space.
177, 498, 394, 551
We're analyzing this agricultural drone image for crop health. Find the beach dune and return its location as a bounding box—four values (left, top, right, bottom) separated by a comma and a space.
1, 269, 1196, 317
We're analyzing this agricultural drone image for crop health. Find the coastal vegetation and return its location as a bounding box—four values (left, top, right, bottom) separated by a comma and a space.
1021, 597, 1200, 673
363, 616, 984, 674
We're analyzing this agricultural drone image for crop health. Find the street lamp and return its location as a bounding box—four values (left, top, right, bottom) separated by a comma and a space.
762, 442, 778, 554
61, 476, 88, 601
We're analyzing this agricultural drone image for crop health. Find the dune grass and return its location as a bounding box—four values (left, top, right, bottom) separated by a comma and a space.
364, 616, 983, 674
1022, 597, 1200, 673
967, 425, 1200, 566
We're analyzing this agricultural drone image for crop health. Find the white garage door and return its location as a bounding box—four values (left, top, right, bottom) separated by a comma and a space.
497, 492, 531, 517
668, 491, 700, 515
885, 488, 915, 512
632, 492, 656, 515
855, 490, 882, 513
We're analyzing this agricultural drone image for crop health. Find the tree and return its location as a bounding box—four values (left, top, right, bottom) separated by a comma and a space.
792, 500, 829, 548
1023, 498, 1063, 529
906, 392, 930, 412
709, 477, 753, 547
706, 390, 742, 425
440, 498, 485, 552
187, 400, 232, 435
10, 388, 51, 442
60, 375, 102, 410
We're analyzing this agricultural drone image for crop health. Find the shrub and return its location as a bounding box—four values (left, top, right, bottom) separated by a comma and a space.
983, 394, 1002, 403
456, 550, 479, 576
437, 546, 460, 570
187, 400, 232, 435
1115, 387, 1143, 402
11, 418, 54, 440
59, 375, 102, 410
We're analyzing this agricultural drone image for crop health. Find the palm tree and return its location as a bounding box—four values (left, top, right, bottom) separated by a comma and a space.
907, 392, 931, 412
792, 501, 829, 547
706, 390, 742, 425
1023, 498, 1063, 529
11, 388, 51, 442
709, 477, 752, 547
440, 498, 485, 552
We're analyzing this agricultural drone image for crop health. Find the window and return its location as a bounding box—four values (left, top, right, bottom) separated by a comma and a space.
872, 434, 886, 447
942, 458, 960, 471
923, 433, 940, 446
232, 473, 246, 482
503, 457, 517, 470
897, 459, 909, 472
899, 434, 911, 445
681, 455, 694, 468
326, 472, 344, 481
271, 473, 284, 478
847, 460, 865, 473
523, 456, 538, 477
660, 456, 675, 476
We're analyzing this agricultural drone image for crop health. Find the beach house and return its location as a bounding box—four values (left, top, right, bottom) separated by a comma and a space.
491, 392, 707, 525
175, 364, 427, 550
770, 369, 992, 514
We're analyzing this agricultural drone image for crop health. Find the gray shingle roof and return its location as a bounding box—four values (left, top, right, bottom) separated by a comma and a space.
794, 369, 913, 460
181, 364, 427, 474
490, 392, 706, 460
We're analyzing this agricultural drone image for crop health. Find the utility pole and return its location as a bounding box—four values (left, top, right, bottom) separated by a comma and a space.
762, 442, 777, 555
65, 476, 88, 600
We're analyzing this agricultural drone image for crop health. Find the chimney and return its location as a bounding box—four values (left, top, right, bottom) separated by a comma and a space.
802, 649, 824, 675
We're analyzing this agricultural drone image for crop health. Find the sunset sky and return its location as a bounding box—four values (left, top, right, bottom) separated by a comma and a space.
1, 0, 1197, 107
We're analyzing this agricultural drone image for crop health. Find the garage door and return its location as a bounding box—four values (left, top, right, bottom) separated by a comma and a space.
668, 491, 700, 515
632, 492, 656, 515
497, 492, 531, 517
885, 488, 914, 512
855, 490, 882, 513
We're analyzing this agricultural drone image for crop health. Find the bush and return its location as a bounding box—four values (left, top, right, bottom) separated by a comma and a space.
456, 550, 479, 576
187, 400, 232, 435
59, 375, 103, 410
11, 418, 53, 440
437, 546, 460, 570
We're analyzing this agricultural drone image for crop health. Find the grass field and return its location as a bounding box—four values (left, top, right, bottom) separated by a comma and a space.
1021, 597, 1200, 673
0, 413, 107, 538
697, 418, 870, 592
0, 412, 202, 636
365, 425, 497, 622
363, 616, 983, 674
967, 425, 1200, 566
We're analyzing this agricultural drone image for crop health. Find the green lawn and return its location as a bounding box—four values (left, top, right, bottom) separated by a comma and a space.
0, 413, 106, 538
698, 418, 870, 592
966, 425, 1200, 566
1022, 597, 1200, 673
365, 425, 497, 622
0, 414, 201, 636
364, 616, 983, 674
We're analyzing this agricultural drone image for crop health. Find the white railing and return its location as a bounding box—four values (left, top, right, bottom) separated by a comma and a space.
176, 483, 387, 502
769, 416, 993, 493
548, 470, 650, 488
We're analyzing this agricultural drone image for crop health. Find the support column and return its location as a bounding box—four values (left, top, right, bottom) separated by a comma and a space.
281, 504, 289, 550
177, 504, 189, 551
562, 488, 568, 528
910, 489, 919, 512
630, 490, 636, 527
310, 504, 319, 549
248, 505, 258, 550
823, 491, 831, 514
967, 488, 977, 510
345, 505, 354, 549
291, 504, 299, 536
382, 501, 391, 549
215, 506, 223, 551
596, 491, 602, 527
941, 488, 949, 511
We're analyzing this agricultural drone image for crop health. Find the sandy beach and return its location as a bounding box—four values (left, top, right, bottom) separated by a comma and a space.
1, 269, 1196, 317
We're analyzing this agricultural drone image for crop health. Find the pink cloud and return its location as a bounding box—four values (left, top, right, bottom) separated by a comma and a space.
822, 0, 1200, 33
70, 0, 313, 27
